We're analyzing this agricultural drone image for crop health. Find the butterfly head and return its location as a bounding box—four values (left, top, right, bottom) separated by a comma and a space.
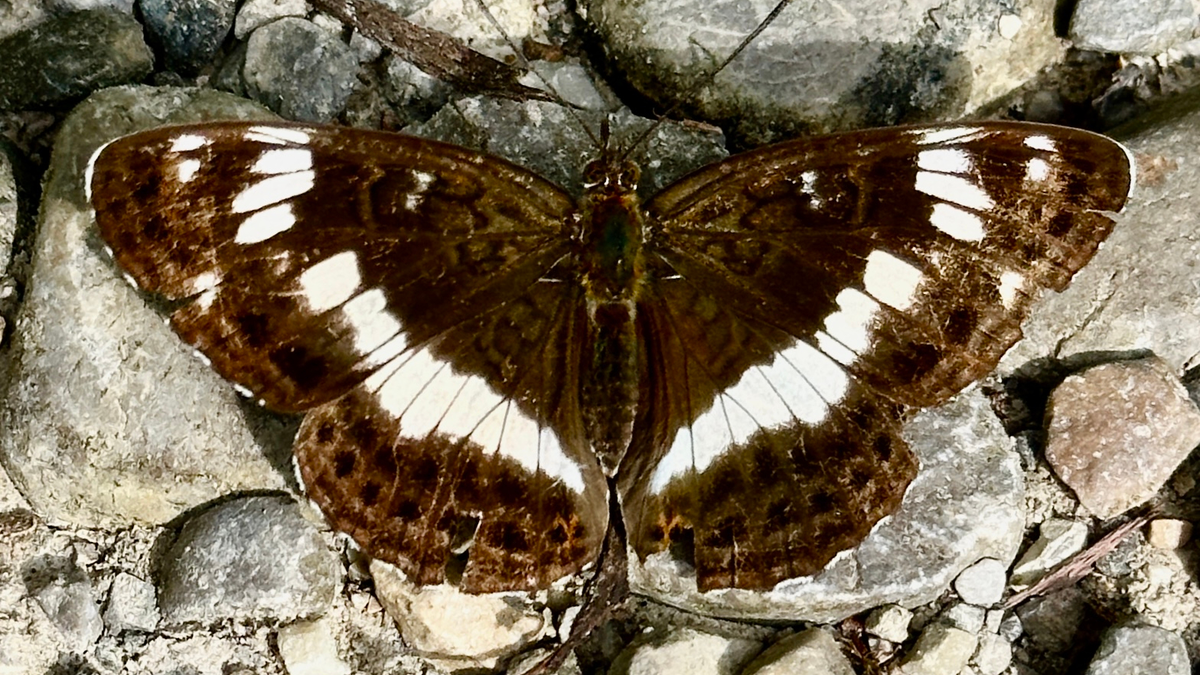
581, 156, 641, 194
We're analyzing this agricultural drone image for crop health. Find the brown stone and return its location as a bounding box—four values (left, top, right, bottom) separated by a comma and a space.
1044, 357, 1200, 518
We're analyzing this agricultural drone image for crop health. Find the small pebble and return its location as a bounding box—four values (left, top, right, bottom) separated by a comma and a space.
954, 558, 1007, 606
1147, 519, 1192, 549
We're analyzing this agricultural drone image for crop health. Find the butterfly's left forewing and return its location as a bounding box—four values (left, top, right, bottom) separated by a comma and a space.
90, 122, 610, 592
625, 122, 1132, 590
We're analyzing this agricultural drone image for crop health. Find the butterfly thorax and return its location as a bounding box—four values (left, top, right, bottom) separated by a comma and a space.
576, 157, 646, 473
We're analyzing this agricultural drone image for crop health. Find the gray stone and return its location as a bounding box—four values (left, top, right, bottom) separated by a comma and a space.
865, 604, 913, 643
234, 0, 308, 39
953, 558, 1007, 606
243, 17, 361, 122
1069, 0, 1196, 55
103, 572, 159, 633
45, 0, 135, 11
898, 623, 977, 675
585, 0, 1065, 143
630, 386, 1025, 622
943, 603, 986, 633
1084, 623, 1189, 675
369, 560, 549, 671
741, 628, 854, 675
141, 0, 237, 72
158, 495, 339, 625
0, 10, 153, 110
972, 633, 1013, 675
24, 555, 104, 652
277, 617, 352, 675
1, 86, 291, 531
1013, 588, 1086, 655
610, 627, 762, 675
1010, 518, 1088, 587
1044, 358, 1200, 518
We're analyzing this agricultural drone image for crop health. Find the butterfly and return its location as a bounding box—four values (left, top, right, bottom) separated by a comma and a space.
86, 117, 1133, 595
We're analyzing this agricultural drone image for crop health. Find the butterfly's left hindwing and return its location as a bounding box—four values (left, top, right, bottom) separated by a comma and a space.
89, 122, 610, 592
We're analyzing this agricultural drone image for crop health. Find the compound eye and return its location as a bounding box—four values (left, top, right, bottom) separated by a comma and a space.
582, 160, 606, 186
618, 162, 640, 189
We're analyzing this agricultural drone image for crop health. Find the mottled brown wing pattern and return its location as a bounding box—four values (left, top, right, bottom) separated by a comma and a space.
623, 123, 1132, 589
88, 122, 609, 591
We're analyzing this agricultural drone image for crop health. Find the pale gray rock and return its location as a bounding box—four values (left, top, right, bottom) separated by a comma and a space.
1069, 0, 1196, 55
1147, 519, 1192, 549
740, 628, 854, 675
972, 633, 1013, 675
865, 604, 913, 643
610, 627, 762, 675
103, 572, 159, 633
234, 0, 308, 39
630, 386, 1025, 622
140, 0, 237, 72
277, 617, 352, 675
584, 0, 1065, 143
897, 623, 977, 675
158, 495, 339, 626
1010, 519, 1088, 587
953, 558, 1007, 606
1084, 623, 1189, 675
1044, 357, 1200, 518
243, 17, 359, 122
45, 0, 135, 11
0, 85, 291, 531
943, 603, 986, 633
368, 560, 550, 671
24, 555, 104, 653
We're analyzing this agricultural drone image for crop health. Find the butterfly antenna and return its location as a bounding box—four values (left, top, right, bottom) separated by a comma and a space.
616, 0, 795, 163
469, 0, 604, 149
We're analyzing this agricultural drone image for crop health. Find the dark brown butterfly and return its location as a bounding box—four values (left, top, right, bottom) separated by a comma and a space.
87, 115, 1132, 594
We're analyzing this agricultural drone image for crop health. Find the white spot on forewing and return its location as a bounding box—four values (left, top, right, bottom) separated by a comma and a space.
341, 289, 403, 354
170, 134, 210, 153
252, 148, 313, 174
916, 171, 994, 210
912, 127, 980, 145
1024, 157, 1051, 183
930, 202, 986, 242
362, 333, 409, 369
235, 203, 297, 244
245, 126, 312, 145
537, 428, 586, 493
435, 372, 503, 441
820, 288, 878, 355
189, 270, 220, 295
298, 251, 361, 312
998, 270, 1025, 307
1024, 135, 1056, 152
373, 349, 437, 415
231, 171, 315, 214
401, 360, 469, 439
863, 250, 923, 311
917, 148, 972, 174
177, 158, 202, 183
